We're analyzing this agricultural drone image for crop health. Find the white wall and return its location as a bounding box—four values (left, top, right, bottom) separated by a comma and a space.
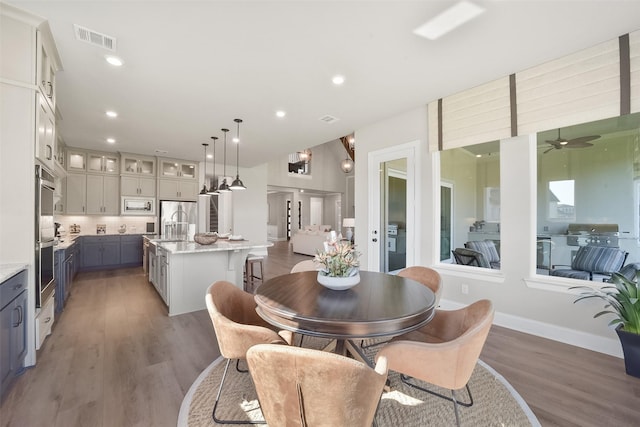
229, 164, 268, 244
355, 107, 624, 357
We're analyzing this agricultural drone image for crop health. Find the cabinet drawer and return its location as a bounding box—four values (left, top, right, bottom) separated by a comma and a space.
36, 295, 55, 350
0, 270, 27, 309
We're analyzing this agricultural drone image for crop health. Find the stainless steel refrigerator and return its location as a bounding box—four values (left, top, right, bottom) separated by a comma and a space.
159, 200, 197, 240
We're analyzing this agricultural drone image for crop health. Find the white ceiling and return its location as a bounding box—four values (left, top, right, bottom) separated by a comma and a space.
7, 1, 640, 167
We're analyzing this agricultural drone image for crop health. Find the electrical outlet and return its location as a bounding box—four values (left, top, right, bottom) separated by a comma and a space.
461, 284, 469, 294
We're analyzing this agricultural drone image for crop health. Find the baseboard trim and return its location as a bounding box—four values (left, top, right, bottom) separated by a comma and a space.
439, 299, 622, 358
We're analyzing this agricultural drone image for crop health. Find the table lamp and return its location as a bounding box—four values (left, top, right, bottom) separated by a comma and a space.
343, 218, 355, 242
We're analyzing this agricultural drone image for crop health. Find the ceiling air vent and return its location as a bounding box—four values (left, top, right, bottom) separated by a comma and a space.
73, 24, 116, 51
319, 115, 340, 124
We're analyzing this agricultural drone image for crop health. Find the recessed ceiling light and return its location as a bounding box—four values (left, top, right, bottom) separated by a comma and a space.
106, 111, 118, 118
476, 154, 482, 158
106, 138, 116, 144
332, 75, 345, 85
207, 154, 213, 159
413, 1, 485, 41
276, 110, 286, 118
105, 55, 123, 66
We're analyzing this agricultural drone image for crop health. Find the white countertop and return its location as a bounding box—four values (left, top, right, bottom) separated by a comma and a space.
157, 240, 273, 254
0, 263, 28, 283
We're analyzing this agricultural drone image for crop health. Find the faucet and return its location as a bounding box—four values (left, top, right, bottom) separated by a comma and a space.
170, 207, 188, 240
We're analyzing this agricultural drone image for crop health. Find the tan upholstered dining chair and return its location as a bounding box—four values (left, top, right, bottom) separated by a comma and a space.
205, 281, 293, 424
362, 265, 442, 351
397, 266, 443, 305
376, 299, 494, 427
247, 343, 388, 427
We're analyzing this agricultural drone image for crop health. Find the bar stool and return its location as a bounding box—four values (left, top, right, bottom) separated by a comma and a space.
244, 253, 264, 292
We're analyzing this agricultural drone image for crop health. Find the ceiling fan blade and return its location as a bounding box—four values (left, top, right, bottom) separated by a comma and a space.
543, 146, 556, 154
565, 141, 594, 148
567, 135, 600, 145
545, 140, 562, 148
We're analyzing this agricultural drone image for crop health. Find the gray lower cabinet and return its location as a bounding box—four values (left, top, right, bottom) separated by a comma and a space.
120, 235, 143, 266
79, 235, 143, 270
0, 269, 28, 401
81, 236, 121, 269
55, 241, 77, 313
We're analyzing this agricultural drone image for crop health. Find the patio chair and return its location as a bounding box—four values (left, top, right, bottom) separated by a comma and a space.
551, 246, 628, 281
464, 240, 501, 269
452, 247, 492, 269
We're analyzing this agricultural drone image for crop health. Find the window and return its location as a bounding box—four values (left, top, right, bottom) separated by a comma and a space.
537, 112, 640, 279
440, 140, 501, 268
288, 150, 312, 175
547, 180, 575, 220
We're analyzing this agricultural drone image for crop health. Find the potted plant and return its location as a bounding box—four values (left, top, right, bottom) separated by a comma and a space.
314, 236, 360, 290
572, 271, 640, 377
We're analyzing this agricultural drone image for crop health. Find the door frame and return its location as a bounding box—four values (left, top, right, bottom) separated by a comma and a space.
367, 141, 420, 271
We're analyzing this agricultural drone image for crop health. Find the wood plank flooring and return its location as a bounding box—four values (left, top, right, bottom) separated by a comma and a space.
1, 241, 639, 426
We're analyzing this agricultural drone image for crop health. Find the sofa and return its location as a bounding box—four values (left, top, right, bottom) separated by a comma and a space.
291, 225, 332, 256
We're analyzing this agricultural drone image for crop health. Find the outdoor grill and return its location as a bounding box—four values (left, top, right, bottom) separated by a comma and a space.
566, 223, 619, 248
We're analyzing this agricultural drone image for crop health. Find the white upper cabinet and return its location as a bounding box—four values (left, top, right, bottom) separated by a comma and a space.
87, 152, 118, 174
36, 25, 61, 111
67, 150, 86, 172
121, 153, 155, 176
158, 158, 197, 180
35, 93, 55, 171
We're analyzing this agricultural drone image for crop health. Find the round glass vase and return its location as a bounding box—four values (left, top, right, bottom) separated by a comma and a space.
316, 271, 360, 291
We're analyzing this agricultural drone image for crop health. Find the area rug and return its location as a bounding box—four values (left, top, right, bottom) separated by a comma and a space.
178, 339, 540, 427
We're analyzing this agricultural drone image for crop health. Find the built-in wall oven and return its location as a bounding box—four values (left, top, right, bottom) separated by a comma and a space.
35, 165, 55, 307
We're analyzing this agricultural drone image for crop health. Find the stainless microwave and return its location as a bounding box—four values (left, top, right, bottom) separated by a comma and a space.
121, 197, 155, 215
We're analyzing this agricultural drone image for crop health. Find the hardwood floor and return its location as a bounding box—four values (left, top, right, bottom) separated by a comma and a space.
1, 240, 639, 426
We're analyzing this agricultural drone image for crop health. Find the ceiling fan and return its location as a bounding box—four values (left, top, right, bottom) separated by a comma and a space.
543, 129, 600, 153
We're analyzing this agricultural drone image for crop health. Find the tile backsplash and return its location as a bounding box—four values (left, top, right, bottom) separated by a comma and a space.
56, 215, 156, 235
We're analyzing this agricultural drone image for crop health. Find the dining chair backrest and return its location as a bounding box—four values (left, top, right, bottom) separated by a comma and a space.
290, 259, 318, 273
205, 281, 290, 360
247, 343, 388, 427
376, 299, 494, 391
397, 266, 442, 304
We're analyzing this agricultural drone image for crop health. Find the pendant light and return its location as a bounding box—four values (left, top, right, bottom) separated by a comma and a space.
207, 136, 219, 194
340, 157, 354, 173
199, 143, 210, 194
229, 118, 246, 190
217, 128, 231, 192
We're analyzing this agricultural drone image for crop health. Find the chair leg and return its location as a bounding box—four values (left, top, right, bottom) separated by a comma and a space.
212, 358, 264, 425
400, 374, 474, 407
451, 389, 461, 427
235, 358, 248, 373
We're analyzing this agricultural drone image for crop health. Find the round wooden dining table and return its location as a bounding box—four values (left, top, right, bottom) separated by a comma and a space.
254, 270, 436, 360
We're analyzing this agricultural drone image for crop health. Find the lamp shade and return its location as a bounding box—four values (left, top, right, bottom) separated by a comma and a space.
342, 218, 355, 228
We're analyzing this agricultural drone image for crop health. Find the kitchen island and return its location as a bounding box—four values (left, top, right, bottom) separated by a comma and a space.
151, 239, 272, 316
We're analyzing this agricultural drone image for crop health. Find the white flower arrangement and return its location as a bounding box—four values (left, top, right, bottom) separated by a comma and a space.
314, 232, 360, 278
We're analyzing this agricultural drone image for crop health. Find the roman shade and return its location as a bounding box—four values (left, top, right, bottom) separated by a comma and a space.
517, 38, 620, 135
428, 77, 511, 152
430, 29, 640, 151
